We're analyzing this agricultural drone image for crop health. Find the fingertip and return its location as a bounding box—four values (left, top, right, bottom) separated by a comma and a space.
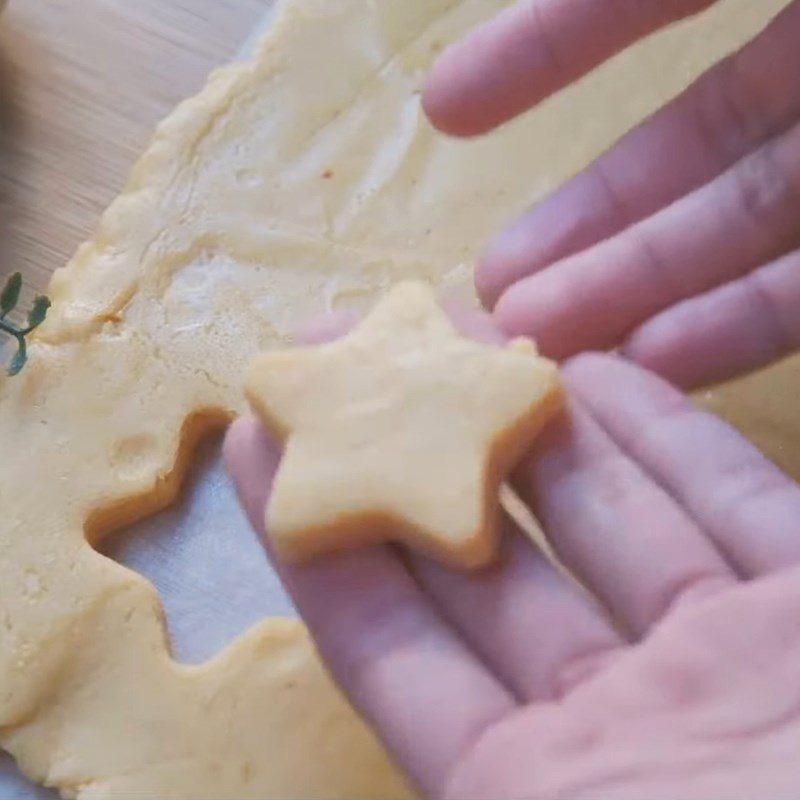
422, 61, 492, 138
223, 415, 272, 470
424, 0, 572, 137
422, 30, 496, 138
477, 222, 538, 309
420, 62, 457, 134
493, 281, 540, 341
421, 16, 517, 138
441, 299, 508, 345
224, 415, 282, 535
222, 415, 254, 473
494, 263, 620, 362
474, 250, 505, 311
292, 309, 359, 345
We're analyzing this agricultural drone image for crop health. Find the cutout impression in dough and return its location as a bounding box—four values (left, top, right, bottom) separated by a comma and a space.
246, 281, 563, 567
0, 0, 796, 798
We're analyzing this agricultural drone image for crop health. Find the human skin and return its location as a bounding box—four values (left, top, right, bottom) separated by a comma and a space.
225, 4, 800, 792
424, 0, 800, 389
225, 310, 800, 799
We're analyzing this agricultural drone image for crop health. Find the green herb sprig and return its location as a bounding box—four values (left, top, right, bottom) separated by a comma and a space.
0, 273, 51, 376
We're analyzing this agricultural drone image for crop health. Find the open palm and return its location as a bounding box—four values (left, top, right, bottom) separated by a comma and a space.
424, 0, 800, 389
226, 346, 800, 799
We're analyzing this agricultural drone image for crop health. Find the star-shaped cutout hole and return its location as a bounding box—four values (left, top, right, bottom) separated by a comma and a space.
245, 281, 563, 569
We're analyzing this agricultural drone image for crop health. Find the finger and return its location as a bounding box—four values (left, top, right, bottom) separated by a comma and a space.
295, 304, 625, 699
440, 301, 508, 345
298, 297, 503, 346
477, 0, 800, 306
515, 388, 736, 637
224, 417, 515, 797
409, 520, 626, 703
623, 249, 800, 388
495, 119, 800, 358
424, 0, 717, 137
291, 309, 360, 345
297, 305, 622, 703
568, 353, 800, 577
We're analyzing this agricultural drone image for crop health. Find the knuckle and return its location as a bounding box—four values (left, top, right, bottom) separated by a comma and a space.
730, 133, 800, 237
707, 458, 792, 525
692, 55, 757, 165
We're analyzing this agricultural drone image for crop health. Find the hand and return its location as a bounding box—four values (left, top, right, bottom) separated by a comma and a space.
225, 320, 800, 799
424, 0, 800, 389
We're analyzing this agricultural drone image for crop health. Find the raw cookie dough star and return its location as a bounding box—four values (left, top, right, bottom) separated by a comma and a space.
245, 281, 563, 568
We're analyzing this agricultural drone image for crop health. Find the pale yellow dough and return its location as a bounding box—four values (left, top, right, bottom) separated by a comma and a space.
246, 281, 562, 567
0, 0, 797, 797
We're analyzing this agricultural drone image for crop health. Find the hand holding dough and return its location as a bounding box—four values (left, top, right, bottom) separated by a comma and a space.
0, 0, 791, 796
245, 281, 563, 568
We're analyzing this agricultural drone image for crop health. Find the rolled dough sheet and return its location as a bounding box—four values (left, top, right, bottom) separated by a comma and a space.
0, 0, 796, 798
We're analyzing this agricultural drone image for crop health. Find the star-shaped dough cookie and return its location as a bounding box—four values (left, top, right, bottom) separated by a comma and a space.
245, 281, 563, 568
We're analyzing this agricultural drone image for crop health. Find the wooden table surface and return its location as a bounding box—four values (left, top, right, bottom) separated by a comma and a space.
0, 0, 270, 296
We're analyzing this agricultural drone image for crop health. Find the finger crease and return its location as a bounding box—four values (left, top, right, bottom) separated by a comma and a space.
552, 644, 626, 699
729, 134, 800, 249
522, 0, 569, 85
334, 593, 434, 688
691, 54, 761, 169
626, 226, 686, 307
592, 160, 635, 230
441, 704, 515, 799
745, 265, 800, 356
707, 462, 796, 531
653, 571, 733, 623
